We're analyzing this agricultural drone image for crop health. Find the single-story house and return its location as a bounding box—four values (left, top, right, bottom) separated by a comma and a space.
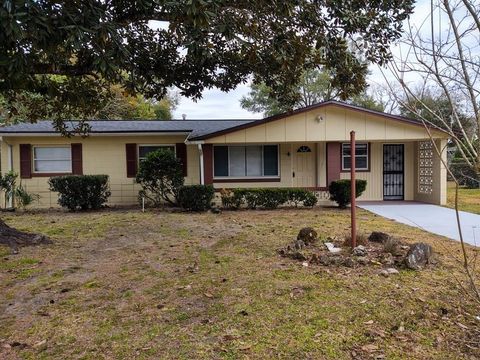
0, 100, 449, 207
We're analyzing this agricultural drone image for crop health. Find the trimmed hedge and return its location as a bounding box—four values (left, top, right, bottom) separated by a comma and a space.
48, 175, 111, 211
178, 185, 215, 211
220, 188, 318, 210
328, 179, 367, 208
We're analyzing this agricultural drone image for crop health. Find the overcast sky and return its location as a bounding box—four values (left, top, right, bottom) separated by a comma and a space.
173, 0, 433, 120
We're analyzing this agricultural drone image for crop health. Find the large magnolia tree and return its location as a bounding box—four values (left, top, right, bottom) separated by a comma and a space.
1, 0, 414, 134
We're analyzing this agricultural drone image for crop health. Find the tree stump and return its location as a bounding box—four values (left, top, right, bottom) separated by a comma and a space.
0, 219, 52, 253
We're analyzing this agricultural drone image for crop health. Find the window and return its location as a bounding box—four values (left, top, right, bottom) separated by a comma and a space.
342, 143, 369, 171
297, 146, 312, 153
138, 145, 175, 162
33, 146, 72, 173
213, 145, 279, 178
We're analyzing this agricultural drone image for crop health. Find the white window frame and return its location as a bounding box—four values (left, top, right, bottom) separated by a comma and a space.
213, 144, 280, 179
32, 145, 72, 174
138, 144, 176, 163
341, 143, 369, 171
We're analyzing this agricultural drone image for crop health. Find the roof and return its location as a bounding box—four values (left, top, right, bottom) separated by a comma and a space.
0, 119, 256, 139
0, 100, 447, 139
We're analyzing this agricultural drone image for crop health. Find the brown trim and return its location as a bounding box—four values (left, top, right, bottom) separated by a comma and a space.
19, 144, 32, 179
203, 144, 213, 185
126, 143, 137, 178
213, 178, 281, 183
175, 143, 188, 176
326, 142, 341, 185
190, 100, 449, 140
71, 143, 83, 175
339, 142, 371, 173
31, 172, 72, 177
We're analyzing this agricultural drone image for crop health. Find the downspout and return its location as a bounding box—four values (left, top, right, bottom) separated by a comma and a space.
7, 142, 13, 208
198, 144, 205, 185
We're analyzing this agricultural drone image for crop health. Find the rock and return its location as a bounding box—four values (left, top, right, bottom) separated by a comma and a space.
383, 237, 401, 256
380, 268, 399, 277
343, 257, 355, 268
324, 242, 342, 253
379, 252, 395, 266
297, 227, 318, 245
405, 243, 433, 270
293, 240, 305, 250
291, 251, 307, 261
356, 256, 369, 265
352, 245, 367, 257
369, 231, 390, 243
210, 207, 221, 214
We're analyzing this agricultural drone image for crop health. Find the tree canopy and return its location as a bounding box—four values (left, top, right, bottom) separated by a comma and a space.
240, 69, 384, 117
0, 0, 414, 133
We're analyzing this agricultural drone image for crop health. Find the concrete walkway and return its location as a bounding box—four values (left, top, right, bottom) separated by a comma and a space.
358, 202, 480, 246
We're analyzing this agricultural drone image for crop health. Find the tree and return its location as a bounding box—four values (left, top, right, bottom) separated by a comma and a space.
240, 68, 384, 117
0, 85, 179, 123
380, 0, 480, 302
1, 0, 414, 134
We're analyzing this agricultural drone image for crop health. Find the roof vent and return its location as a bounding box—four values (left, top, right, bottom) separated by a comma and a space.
182, 114, 187, 120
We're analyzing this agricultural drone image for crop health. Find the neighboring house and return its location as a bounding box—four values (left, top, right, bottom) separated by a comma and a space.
0, 100, 449, 207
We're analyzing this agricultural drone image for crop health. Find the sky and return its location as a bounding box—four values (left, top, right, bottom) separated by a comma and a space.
171, 0, 435, 120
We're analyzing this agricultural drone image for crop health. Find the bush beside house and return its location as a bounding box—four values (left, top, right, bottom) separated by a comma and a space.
178, 185, 215, 211
48, 175, 111, 211
221, 188, 318, 210
328, 179, 367, 208
136, 149, 184, 207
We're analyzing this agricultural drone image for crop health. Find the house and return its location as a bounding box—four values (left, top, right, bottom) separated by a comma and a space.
0, 100, 449, 207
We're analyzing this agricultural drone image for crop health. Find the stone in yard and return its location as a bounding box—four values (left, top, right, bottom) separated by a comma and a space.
324, 242, 342, 253
380, 268, 399, 277
368, 231, 390, 243
293, 240, 305, 250
352, 245, 367, 257
380, 252, 395, 266
290, 251, 307, 261
356, 256, 369, 265
405, 243, 433, 270
343, 257, 355, 268
297, 227, 318, 245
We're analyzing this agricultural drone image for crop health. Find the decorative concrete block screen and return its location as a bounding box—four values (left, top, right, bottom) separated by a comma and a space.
418, 141, 434, 194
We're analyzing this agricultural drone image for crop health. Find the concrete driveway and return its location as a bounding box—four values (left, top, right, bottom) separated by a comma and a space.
358, 202, 480, 246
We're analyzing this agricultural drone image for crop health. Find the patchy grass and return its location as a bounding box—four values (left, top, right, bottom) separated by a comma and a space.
0, 208, 479, 359
447, 181, 480, 214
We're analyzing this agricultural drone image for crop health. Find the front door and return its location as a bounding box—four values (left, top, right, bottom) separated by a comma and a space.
293, 145, 315, 187
383, 144, 404, 200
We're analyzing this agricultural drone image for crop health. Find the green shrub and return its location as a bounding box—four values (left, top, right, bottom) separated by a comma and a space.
178, 185, 215, 211
136, 149, 184, 206
450, 159, 479, 188
220, 188, 243, 209
328, 179, 367, 208
48, 175, 111, 211
14, 184, 40, 209
302, 191, 318, 207
0, 170, 18, 208
222, 188, 317, 209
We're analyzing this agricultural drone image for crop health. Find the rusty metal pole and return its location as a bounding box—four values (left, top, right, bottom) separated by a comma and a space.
350, 131, 356, 249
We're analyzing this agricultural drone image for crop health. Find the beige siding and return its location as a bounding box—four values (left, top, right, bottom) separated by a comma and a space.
1, 135, 199, 207
206, 104, 448, 144
340, 142, 415, 201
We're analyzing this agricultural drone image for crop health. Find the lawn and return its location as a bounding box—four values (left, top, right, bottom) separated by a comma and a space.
0, 208, 479, 359
447, 181, 480, 215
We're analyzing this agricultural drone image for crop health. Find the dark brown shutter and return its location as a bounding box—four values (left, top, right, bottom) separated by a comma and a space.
19, 144, 32, 179
71, 143, 83, 175
326, 142, 341, 185
202, 144, 213, 185
126, 143, 137, 178
175, 143, 188, 176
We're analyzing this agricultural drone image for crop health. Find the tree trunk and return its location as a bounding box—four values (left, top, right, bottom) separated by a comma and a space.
0, 219, 52, 253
